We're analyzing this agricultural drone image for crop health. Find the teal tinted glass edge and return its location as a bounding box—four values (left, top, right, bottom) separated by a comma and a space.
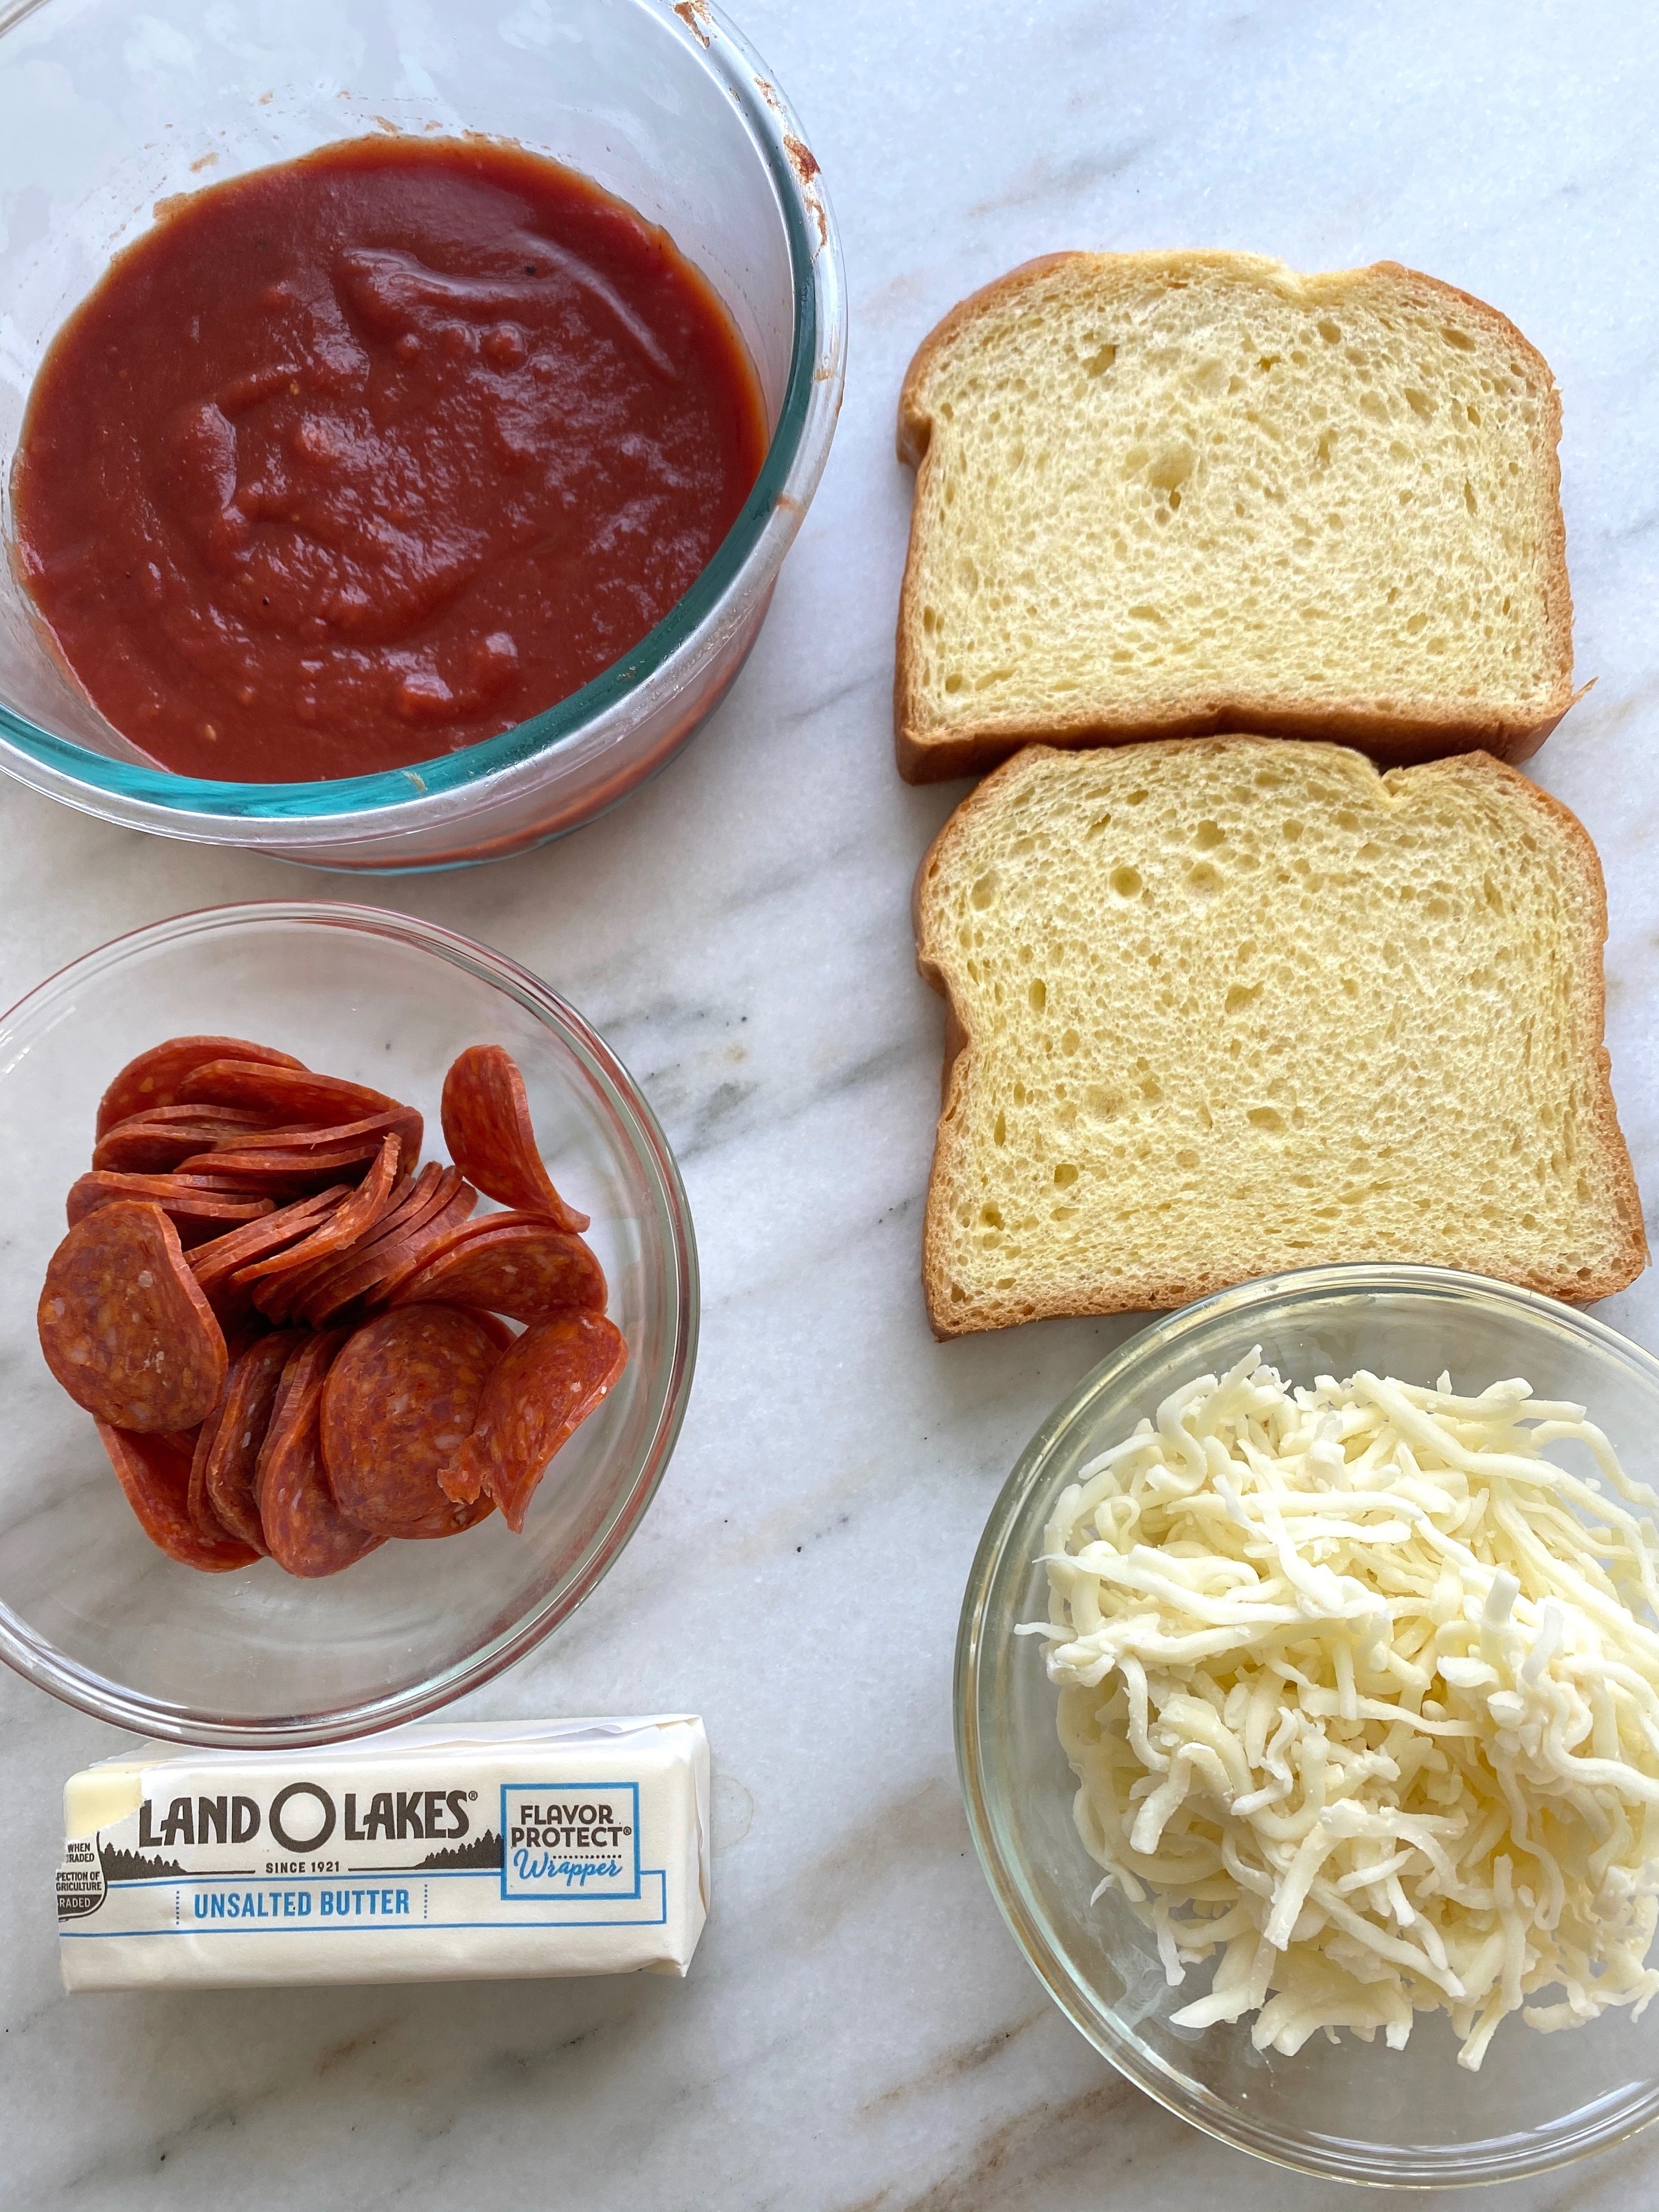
0, 8, 824, 825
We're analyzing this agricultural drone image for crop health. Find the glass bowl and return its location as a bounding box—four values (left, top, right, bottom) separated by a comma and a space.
957, 1265, 1659, 2188
0, 902, 697, 1745
0, 0, 844, 872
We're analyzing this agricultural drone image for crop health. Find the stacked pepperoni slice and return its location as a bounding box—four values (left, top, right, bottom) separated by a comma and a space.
36, 1038, 628, 1575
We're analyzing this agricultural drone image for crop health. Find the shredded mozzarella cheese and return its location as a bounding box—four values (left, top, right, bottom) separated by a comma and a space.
1024, 1355, 1659, 2068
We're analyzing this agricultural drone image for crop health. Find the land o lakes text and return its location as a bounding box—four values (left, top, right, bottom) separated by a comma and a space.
137, 1783, 473, 1853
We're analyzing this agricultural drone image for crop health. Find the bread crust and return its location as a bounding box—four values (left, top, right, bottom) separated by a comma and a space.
915, 738, 1646, 1337
894, 253, 1577, 784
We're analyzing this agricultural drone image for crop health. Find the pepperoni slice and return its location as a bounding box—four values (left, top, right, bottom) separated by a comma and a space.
320, 1304, 505, 1537
350, 1158, 426, 1230
174, 1136, 388, 1187
363, 1159, 443, 1229
179, 1060, 411, 1135
440, 1046, 589, 1231
270, 1168, 447, 1326
363, 1178, 487, 1297
189, 1186, 352, 1312
205, 1105, 424, 1163
92, 1105, 281, 1173
98, 1168, 280, 1195
247, 1158, 424, 1307
67, 1172, 276, 1246
169, 1170, 288, 1194
186, 1391, 243, 1543
299, 1172, 479, 1326
448, 1311, 627, 1530
255, 1331, 384, 1577
233, 1131, 401, 1286
186, 1394, 225, 1536
96, 1036, 306, 1138
269, 1161, 443, 1318
262, 1331, 312, 1441
392, 1216, 606, 1319
97, 1422, 260, 1571
190, 1331, 299, 1551
39, 1202, 228, 1431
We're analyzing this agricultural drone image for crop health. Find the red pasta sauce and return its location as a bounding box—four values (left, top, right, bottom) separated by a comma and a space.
10, 138, 769, 781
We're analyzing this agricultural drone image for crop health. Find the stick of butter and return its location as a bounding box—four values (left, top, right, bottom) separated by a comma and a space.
57, 1715, 708, 1991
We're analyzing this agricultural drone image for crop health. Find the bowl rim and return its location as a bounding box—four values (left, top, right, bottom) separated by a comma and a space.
0, 898, 700, 1746
0, 0, 847, 848
955, 1262, 1659, 2189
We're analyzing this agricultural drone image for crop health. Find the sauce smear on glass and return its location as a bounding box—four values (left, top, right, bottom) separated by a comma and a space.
11, 138, 769, 781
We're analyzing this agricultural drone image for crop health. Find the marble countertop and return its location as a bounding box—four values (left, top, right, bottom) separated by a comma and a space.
7, 0, 1659, 2204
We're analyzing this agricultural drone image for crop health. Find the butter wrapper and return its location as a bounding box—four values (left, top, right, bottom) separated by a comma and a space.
58, 1715, 708, 1991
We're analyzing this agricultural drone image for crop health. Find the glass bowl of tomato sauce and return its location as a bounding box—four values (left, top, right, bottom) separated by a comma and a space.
0, 0, 844, 870
0, 901, 698, 1745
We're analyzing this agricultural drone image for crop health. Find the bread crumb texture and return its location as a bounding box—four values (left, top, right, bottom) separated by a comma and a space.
898, 254, 1572, 767
917, 740, 1644, 1334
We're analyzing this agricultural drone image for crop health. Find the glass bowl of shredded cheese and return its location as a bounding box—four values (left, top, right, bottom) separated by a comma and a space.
957, 1264, 1659, 2185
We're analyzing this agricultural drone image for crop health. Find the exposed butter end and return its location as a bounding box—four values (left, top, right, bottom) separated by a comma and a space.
65, 1764, 144, 1840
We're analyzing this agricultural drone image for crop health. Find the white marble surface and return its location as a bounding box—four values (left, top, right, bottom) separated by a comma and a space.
7, 0, 1659, 2203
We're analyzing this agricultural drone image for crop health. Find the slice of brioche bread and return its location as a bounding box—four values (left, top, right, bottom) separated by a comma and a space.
895, 253, 1574, 783
915, 739, 1644, 1335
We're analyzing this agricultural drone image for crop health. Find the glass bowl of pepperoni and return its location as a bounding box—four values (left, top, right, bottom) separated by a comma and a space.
0, 0, 844, 870
0, 902, 697, 1745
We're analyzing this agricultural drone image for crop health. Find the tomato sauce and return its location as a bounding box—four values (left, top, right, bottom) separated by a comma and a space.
11, 139, 769, 782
